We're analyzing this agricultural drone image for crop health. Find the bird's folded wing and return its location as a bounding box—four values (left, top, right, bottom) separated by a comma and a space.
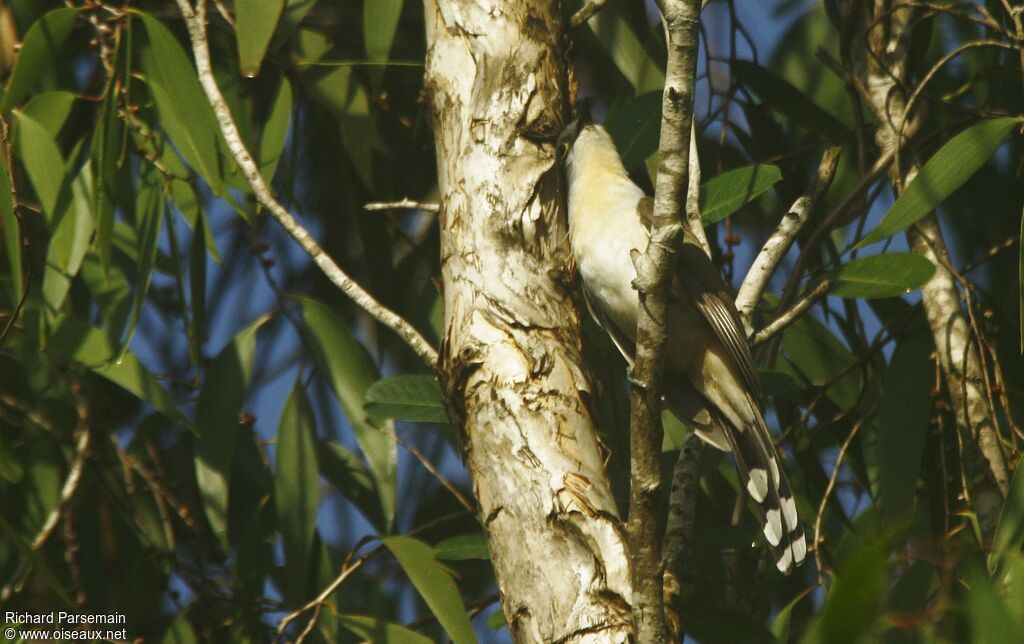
636, 196, 763, 401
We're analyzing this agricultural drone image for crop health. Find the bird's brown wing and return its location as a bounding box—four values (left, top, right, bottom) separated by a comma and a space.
636, 197, 763, 401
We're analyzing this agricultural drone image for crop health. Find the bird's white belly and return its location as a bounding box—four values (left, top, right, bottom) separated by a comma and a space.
575, 222, 648, 342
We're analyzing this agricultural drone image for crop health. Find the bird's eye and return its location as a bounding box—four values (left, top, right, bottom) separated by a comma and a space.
558, 141, 570, 158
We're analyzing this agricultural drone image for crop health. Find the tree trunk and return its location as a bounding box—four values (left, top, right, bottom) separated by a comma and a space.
423, 2, 634, 641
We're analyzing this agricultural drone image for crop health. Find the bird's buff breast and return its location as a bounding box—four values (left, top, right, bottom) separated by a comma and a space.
572, 218, 647, 342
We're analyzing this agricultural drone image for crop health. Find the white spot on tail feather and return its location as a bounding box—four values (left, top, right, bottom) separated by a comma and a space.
769, 456, 780, 486
776, 547, 793, 573
747, 468, 768, 502
792, 535, 807, 563
764, 508, 782, 546
782, 495, 798, 529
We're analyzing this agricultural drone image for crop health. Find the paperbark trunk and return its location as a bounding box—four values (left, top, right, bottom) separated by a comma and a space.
423, 2, 634, 641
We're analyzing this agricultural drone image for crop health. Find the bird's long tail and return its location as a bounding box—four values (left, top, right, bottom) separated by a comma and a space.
720, 402, 805, 573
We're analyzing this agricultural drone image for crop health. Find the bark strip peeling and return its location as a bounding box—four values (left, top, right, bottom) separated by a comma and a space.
423, 2, 633, 641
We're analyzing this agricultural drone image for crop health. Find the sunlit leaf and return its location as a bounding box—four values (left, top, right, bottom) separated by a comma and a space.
18, 91, 75, 140
587, 8, 663, 93
434, 534, 489, 561
831, 253, 935, 299
382, 536, 476, 644
700, 164, 782, 225
136, 11, 226, 195
857, 117, 1021, 248
365, 0, 404, 63
299, 296, 396, 528
236, 0, 285, 77
967, 561, 1024, 643
365, 375, 449, 424
275, 382, 320, 600
0, 8, 82, 113
803, 537, 889, 643
15, 110, 66, 222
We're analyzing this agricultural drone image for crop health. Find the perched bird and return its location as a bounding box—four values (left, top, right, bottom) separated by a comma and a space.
559, 120, 806, 573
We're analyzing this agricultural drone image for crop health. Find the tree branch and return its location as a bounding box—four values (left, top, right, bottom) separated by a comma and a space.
628, 1, 701, 640
735, 147, 841, 332
172, 0, 438, 367
661, 432, 706, 640
749, 279, 832, 347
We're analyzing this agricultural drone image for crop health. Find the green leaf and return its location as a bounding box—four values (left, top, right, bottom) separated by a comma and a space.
316, 440, 386, 531
16, 110, 66, 222
603, 91, 661, 173
163, 613, 199, 644
857, 117, 1021, 248
48, 315, 187, 425
337, 614, 432, 644
135, 11, 226, 195
830, 253, 936, 299
771, 588, 812, 643
486, 609, 506, 630
967, 561, 1024, 644
990, 454, 1024, 574
258, 76, 292, 184
1019, 205, 1023, 353
299, 296, 396, 529
275, 382, 320, 600
803, 537, 889, 644
587, 8, 663, 93
236, 0, 285, 77
364, 0, 403, 63
733, 60, 848, 139
382, 536, 476, 644
194, 318, 263, 550
1, 8, 83, 113
0, 139, 21, 300
874, 334, 932, 520
434, 534, 489, 561
778, 315, 862, 412
365, 375, 449, 424
276, 0, 320, 45
700, 164, 783, 225
120, 164, 164, 352
18, 91, 76, 140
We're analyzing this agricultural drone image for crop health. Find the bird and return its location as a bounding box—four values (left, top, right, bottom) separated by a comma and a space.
558, 119, 806, 574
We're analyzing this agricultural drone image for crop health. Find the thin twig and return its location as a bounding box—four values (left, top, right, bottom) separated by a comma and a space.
735, 147, 841, 332
364, 199, 440, 212
172, 0, 438, 367
749, 279, 833, 347
813, 415, 870, 587
569, 0, 608, 29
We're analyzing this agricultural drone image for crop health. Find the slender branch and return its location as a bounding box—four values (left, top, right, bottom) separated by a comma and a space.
31, 423, 90, 550
569, 0, 608, 29
750, 279, 833, 347
172, 0, 438, 367
364, 199, 440, 213
813, 415, 870, 587
661, 433, 706, 641
628, 1, 701, 640
685, 121, 711, 257
735, 147, 841, 332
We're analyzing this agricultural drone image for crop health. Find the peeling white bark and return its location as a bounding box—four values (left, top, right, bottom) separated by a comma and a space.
424, 2, 634, 641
